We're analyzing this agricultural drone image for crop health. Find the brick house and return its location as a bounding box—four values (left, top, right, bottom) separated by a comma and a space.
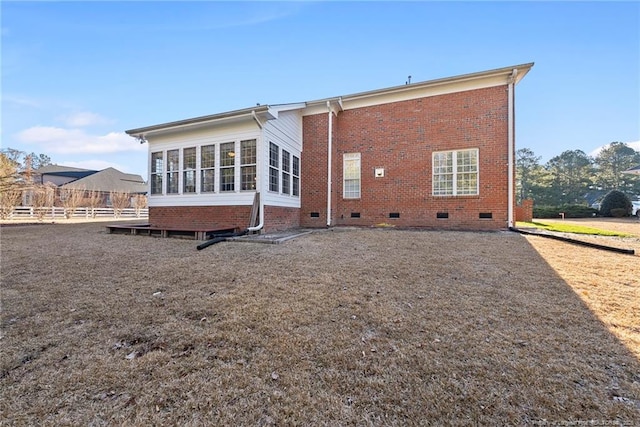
126, 63, 533, 233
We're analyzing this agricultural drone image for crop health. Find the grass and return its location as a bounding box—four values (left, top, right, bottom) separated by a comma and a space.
1, 223, 639, 425
516, 220, 633, 237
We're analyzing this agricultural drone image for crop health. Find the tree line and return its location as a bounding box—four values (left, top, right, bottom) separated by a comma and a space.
517, 142, 640, 207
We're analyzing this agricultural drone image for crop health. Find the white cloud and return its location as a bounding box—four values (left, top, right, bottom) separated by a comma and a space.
3, 94, 42, 108
16, 126, 145, 154
590, 140, 640, 158
60, 111, 114, 127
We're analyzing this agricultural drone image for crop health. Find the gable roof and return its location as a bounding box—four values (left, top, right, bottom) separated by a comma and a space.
35, 164, 98, 176
126, 62, 534, 139
61, 167, 147, 194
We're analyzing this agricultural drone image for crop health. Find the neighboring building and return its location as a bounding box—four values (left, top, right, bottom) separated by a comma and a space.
126, 63, 533, 233
35, 165, 98, 187
25, 165, 147, 206
34, 165, 147, 194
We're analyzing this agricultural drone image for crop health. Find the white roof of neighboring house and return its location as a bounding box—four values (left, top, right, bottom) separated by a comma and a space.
61, 167, 147, 194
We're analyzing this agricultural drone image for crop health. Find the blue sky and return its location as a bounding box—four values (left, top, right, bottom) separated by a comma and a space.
2, 1, 639, 178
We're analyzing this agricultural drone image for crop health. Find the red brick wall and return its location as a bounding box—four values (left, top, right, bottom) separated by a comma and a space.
301, 85, 511, 230
515, 199, 533, 223
150, 204, 299, 233
264, 205, 300, 232
300, 113, 330, 227
150, 205, 252, 231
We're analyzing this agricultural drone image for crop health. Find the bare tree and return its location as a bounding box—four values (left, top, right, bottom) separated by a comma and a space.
110, 191, 130, 218
86, 189, 104, 218
0, 189, 22, 219
132, 194, 148, 218
32, 184, 56, 220
60, 187, 85, 219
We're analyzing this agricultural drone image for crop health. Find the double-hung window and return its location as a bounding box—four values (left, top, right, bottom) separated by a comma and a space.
343, 153, 361, 199
200, 145, 215, 192
220, 142, 235, 192
166, 149, 179, 194
432, 148, 479, 196
292, 155, 300, 197
241, 139, 257, 191
281, 150, 291, 195
269, 142, 279, 192
150, 152, 163, 195
183, 147, 196, 193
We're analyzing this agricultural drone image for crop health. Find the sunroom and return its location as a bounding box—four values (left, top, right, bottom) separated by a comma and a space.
126, 103, 305, 233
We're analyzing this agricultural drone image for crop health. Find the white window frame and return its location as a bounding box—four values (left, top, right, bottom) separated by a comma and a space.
166, 149, 180, 194
150, 151, 163, 195
183, 147, 197, 193
432, 148, 479, 196
240, 139, 257, 191
269, 142, 279, 193
200, 144, 216, 193
343, 153, 361, 199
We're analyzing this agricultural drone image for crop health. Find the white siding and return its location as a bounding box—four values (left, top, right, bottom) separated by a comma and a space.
146, 121, 261, 207
261, 110, 303, 208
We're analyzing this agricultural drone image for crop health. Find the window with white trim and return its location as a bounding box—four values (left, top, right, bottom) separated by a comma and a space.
269, 142, 279, 192
200, 144, 215, 192
150, 152, 163, 195
241, 139, 256, 191
292, 155, 300, 197
432, 148, 479, 196
343, 153, 361, 199
220, 142, 235, 192
183, 147, 196, 193
166, 149, 179, 194
282, 150, 291, 195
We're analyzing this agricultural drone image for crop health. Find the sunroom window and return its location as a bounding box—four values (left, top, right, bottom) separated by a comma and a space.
166, 149, 179, 194
241, 139, 257, 191
201, 144, 215, 192
150, 152, 163, 195
220, 142, 235, 192
183, 147, 196, 193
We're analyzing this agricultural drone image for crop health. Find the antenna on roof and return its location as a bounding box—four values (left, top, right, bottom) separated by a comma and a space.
405, 75, 412, 85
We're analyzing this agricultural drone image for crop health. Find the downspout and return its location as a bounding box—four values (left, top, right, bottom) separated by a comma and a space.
507, 69, 517, 228
247, 197, 264, 232
248, 110, 264, 232
326, 101, 333, 227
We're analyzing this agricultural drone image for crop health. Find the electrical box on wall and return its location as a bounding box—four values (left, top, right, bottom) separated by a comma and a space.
374, 168, 385, 178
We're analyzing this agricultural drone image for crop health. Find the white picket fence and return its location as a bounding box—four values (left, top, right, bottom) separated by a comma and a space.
7, 206, 149, 220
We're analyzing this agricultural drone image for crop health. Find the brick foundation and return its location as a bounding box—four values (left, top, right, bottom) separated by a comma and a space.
150, 204, 300, 233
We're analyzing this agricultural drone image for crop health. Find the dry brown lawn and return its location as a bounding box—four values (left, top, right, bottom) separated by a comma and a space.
1, 221, 639, 425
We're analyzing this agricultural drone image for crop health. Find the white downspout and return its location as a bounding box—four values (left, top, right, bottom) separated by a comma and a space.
507, 69, 517, 228
248, 194, 263, 232
248, 112, 264, 232
326, 101, 333, 227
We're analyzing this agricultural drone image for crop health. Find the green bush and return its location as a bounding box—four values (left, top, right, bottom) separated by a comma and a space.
610, 208, 628, 217
533, 204, 598, 219
599, 190, 632, 217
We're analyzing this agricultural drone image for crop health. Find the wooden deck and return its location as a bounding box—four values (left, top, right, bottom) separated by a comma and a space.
106, 224, 236, 240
